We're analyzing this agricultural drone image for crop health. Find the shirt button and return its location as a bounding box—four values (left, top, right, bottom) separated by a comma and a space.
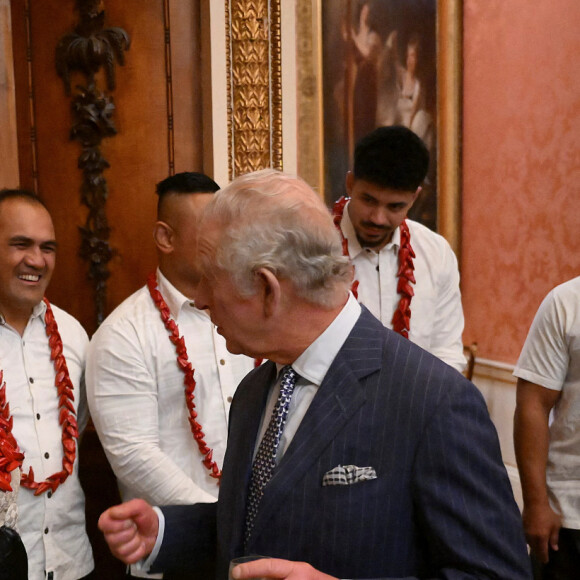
44, 527, 49, 534
44, 452, 50, 459
36, 413, 41, 420
47, 491, 52, 499
227, 396, 233, 403
29, 377, 34, 384
189, 302, 195, 308
220, 359, 225, 366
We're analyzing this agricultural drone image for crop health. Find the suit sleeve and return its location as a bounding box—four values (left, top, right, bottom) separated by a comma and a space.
150, 503, 217, 579
410, 379, 532, 579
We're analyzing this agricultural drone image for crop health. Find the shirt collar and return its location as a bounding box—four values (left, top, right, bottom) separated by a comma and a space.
0, 300, 46, 330
340, 199, 401, 256
155, 269, 199, 320
283, 293, 361, 386
32, 300, 48, 320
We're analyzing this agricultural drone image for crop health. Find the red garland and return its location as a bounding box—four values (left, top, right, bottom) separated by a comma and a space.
147, 273, 222, 480
332, 196, 416, 338
0, 373, 25, 492
0, 298, 79, 495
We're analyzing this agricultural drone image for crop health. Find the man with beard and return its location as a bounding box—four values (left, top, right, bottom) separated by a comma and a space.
333, 125, 466, 371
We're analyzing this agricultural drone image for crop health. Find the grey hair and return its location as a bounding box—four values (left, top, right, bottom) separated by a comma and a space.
203, 169, 352, 307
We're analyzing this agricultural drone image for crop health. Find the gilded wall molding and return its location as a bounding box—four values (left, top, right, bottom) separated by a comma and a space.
226, 0, 283, 179
55, 0, 130, 327
296, 0, 322, 195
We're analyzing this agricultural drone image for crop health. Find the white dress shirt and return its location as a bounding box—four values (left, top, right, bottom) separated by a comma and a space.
86, 270, 255, 503
256, 293, 361, 459
340, 204, 466, 371
0, 301, 93, 580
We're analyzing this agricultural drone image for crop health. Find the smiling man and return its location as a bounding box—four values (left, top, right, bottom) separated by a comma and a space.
0, 189, 94, 579
334, 125, 466, 371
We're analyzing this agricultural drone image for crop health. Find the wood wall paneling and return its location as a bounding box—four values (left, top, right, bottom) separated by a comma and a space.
10, 0, 206, 334
0, 0, 19, 188
9, 3, 208, 576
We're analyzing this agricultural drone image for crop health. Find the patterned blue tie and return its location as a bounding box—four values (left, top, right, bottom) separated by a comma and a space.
244, 365, 298, 545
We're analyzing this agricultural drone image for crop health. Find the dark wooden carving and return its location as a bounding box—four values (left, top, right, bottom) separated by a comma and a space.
55, 0, 130, 327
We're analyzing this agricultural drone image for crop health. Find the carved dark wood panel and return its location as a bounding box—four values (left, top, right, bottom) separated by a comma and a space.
55, 0, 130, 327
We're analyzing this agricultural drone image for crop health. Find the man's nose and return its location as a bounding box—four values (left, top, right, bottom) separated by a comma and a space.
23, 247, 45, 268
195, 278, 210, 310
369, 206, 389, 225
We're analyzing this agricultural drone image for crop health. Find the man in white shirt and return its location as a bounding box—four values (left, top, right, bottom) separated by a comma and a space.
96, 169, 530, 580
0, 189, 94, 580
86, 172, 255, 579
334, 125, 466, 371
513, 276, 580, 578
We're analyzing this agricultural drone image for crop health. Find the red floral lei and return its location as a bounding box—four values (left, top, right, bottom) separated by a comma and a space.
333, 196, 416, 338
147, 273, 222, 480
0, 298, 79, 495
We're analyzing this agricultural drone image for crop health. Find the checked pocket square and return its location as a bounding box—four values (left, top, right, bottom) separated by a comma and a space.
322, 464, 377, 486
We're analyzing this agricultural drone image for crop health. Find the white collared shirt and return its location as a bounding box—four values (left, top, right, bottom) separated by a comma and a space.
0, 301, 93, 580
256, 293, 361, 460
340, 205, 466, 371
86, 270, 256, 507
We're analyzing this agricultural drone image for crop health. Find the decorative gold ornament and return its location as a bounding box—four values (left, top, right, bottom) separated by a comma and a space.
227, 0, 282, 179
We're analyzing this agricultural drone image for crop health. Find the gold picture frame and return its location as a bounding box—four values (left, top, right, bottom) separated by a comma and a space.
296, 0, 462, 256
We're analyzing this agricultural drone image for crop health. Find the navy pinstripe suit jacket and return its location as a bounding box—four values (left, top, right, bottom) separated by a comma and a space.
155, 308, 531, 579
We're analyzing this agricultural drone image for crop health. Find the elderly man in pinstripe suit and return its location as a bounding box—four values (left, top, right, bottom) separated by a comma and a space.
98, 169, 531, 580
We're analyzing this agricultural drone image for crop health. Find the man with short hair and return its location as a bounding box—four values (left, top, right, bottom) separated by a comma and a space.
0, 189, 93, 579
97, 169, 531, 579
334, 125, 466, 371
86, 172, 255, 579
514, 276, 580, 578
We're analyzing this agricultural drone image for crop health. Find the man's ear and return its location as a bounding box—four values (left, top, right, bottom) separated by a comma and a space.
408, 186, 422, 210
254, 268, 281, 318
153, 221, 174, 254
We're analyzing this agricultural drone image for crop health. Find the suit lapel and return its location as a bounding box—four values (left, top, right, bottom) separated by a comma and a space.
219, 360, 277, 556
247, 308, 385, 545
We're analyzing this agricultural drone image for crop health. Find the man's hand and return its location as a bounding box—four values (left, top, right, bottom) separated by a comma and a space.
522, 501, 562, 563
231, 557, 336, 579
98, 499, 159, 564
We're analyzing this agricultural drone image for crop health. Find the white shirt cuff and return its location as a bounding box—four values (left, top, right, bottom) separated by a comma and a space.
135, 506, 165, 573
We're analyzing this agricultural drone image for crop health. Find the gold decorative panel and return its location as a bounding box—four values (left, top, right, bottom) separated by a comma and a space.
226, 0, 282, 179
